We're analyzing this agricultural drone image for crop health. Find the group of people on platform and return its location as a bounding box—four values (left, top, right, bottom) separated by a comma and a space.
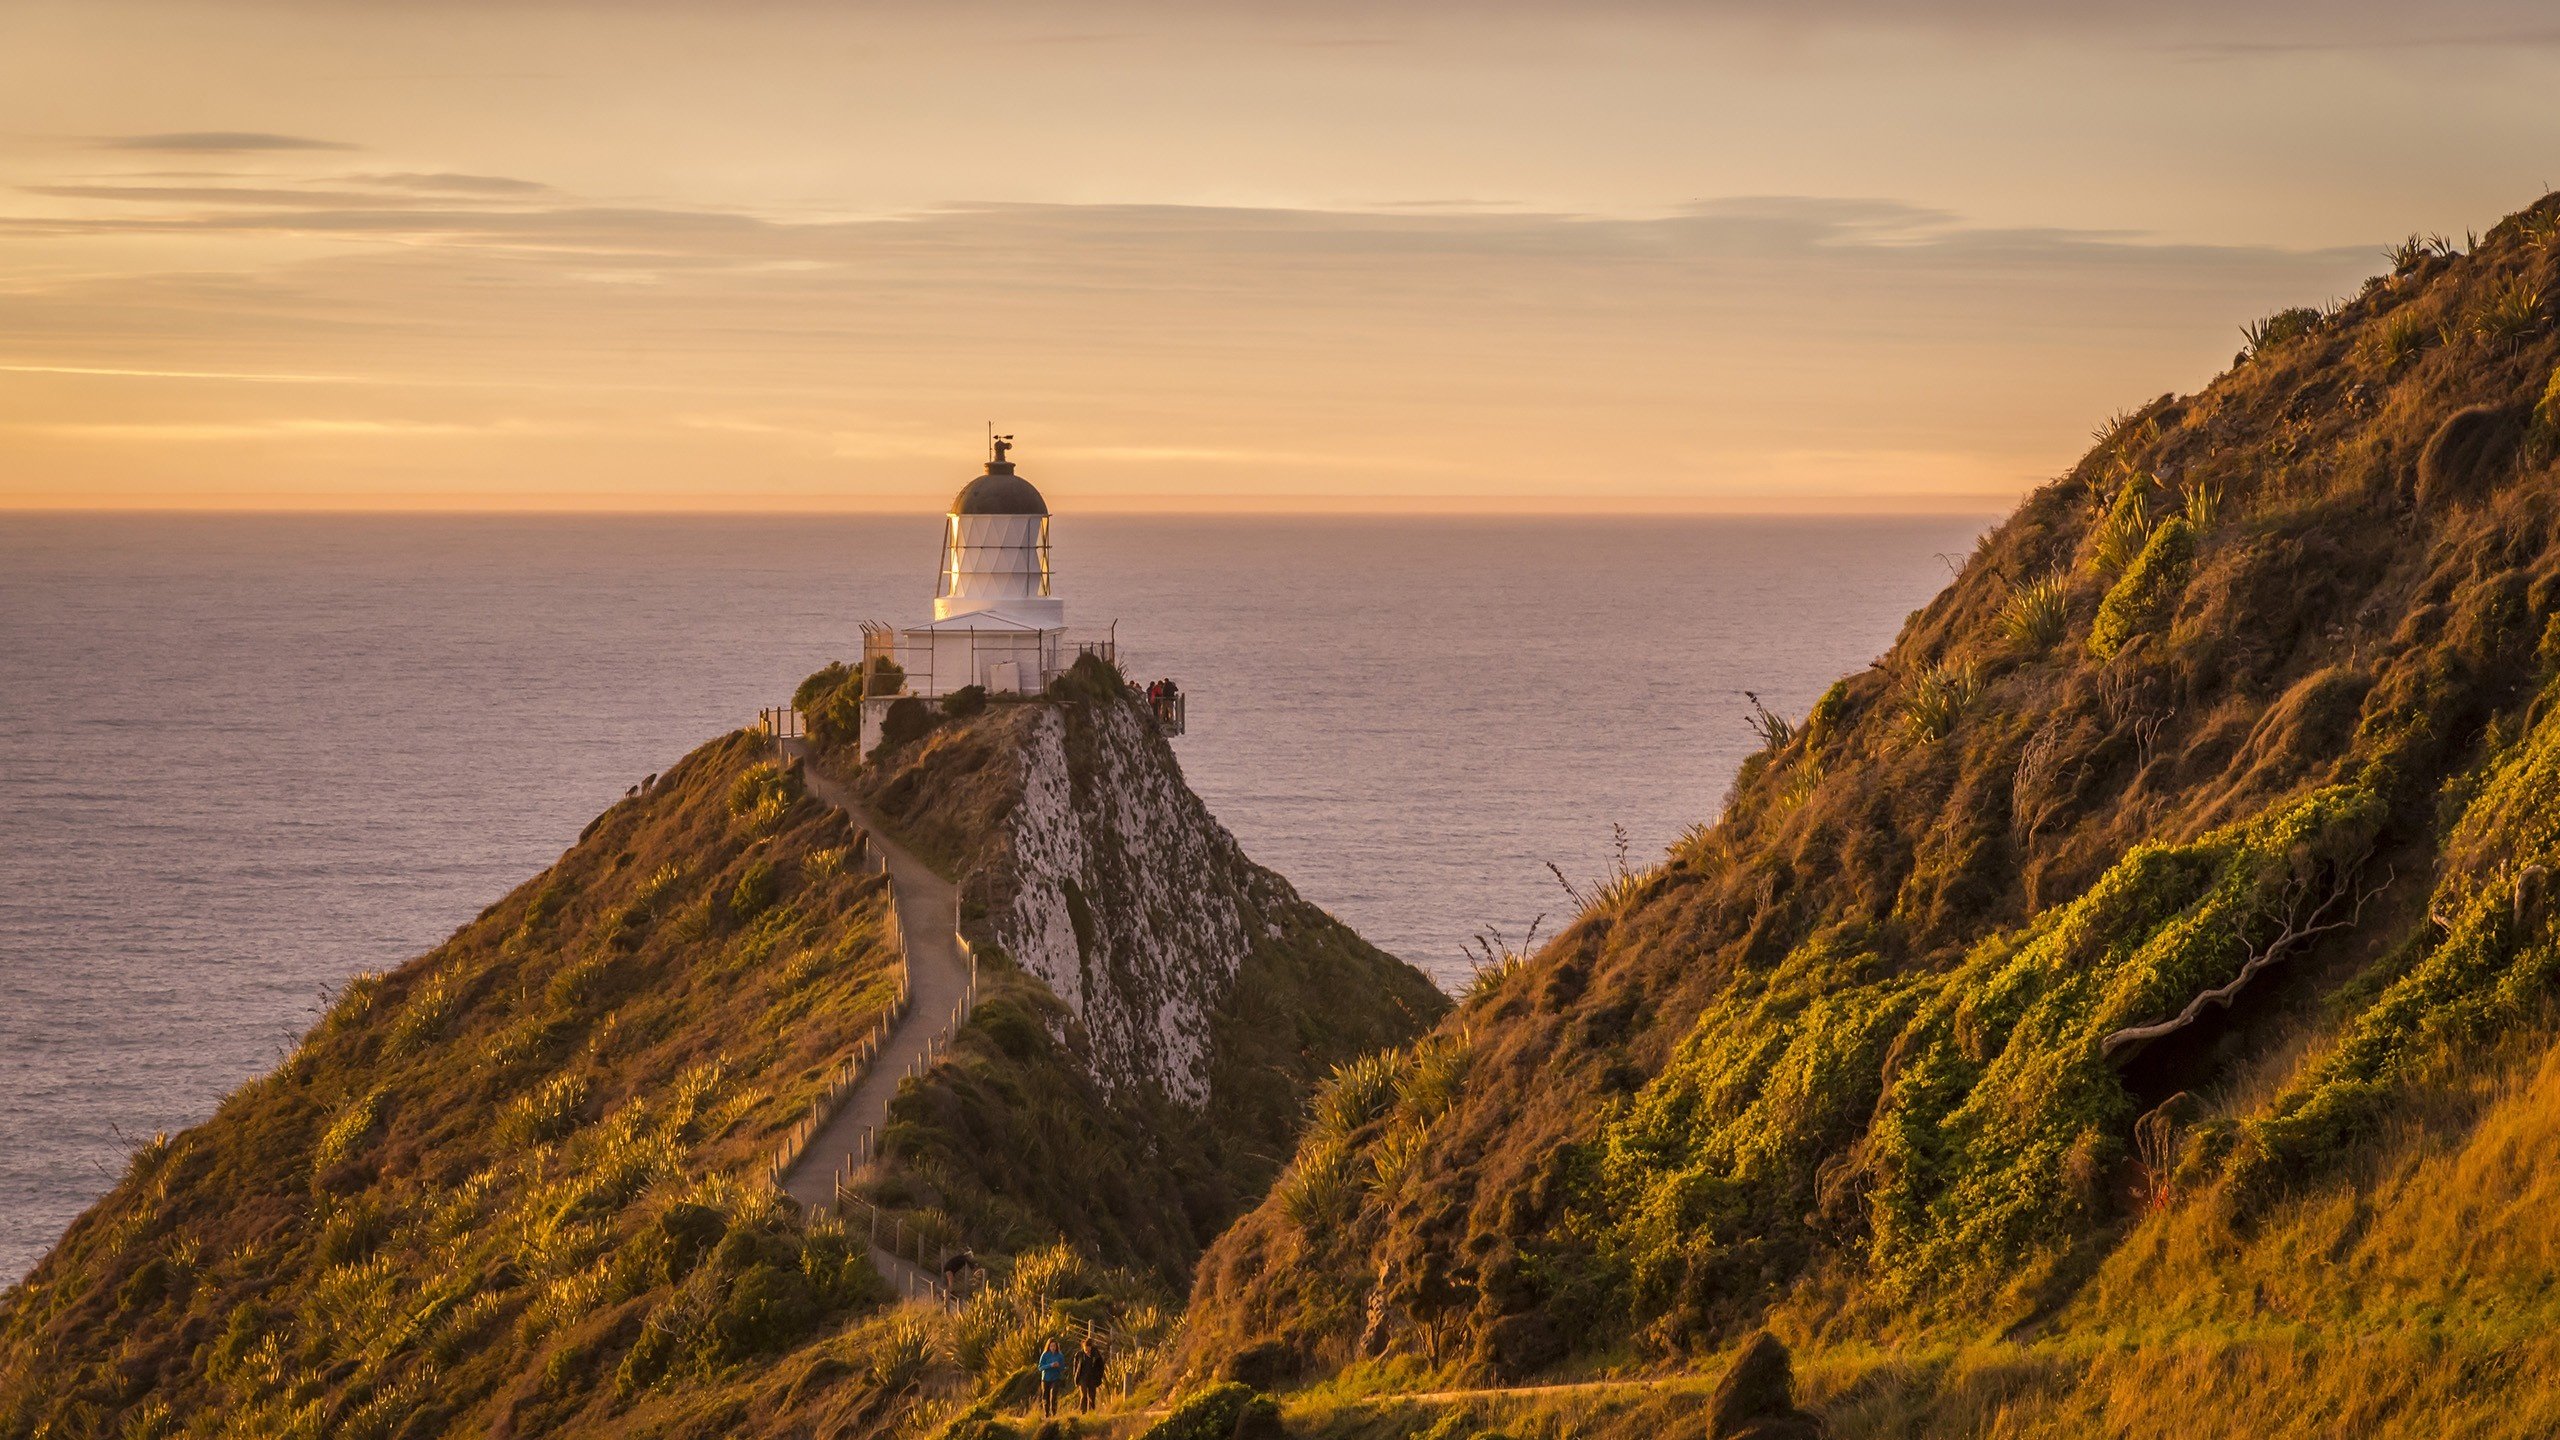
1035, 1334, 1111, 1415
1143, 676, 1182, 725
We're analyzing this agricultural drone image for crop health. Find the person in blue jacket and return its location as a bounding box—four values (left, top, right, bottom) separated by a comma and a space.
1036, 1336, 1071, 1417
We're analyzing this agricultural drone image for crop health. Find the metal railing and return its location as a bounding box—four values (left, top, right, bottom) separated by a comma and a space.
858, 622, 1119, 701
766, 832, 903, 1186
781, 884, 984, 1309
758, 705, 807, 763
830, 1187, 962, 1302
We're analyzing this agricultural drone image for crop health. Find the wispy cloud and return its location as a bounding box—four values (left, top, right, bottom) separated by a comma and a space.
24, 184, 426, 208
0, 175, 2398, 510
0, 363, 371, 384
13, 418, 569, 441
349, 172, 551, 195
96, 132, 358, 154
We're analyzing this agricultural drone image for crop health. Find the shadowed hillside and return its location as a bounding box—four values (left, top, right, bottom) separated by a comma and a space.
821, 657, 1450, 1286
1178, 194, 2560, 1434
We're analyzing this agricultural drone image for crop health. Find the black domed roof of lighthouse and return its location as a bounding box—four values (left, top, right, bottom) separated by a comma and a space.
951, 461, 1048, 516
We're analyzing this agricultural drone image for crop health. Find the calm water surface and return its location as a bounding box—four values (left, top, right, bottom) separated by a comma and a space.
0, 512, 1985, 1279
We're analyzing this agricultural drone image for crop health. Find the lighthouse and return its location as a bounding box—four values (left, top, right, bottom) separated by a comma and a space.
934, 435, 1064, 628
859, 438, 1100, 733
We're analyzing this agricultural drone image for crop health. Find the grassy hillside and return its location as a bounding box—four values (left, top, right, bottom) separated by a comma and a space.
0, 731, 932, 1436
0, 659, 1446, 1438
1177, 193, 2560, 1428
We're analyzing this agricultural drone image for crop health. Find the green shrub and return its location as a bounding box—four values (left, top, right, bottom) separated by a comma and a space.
647, 1201, 727, 1284
2526, 363, 2560, 467
1139, 1382, 1261, 1440
793, 661, 854, 711
2088, 516, 2196, 659
727, 762, 799, 821
2242, 688, 2560, 1192
808, 685, 865, 752
1863, 784, 2383, 1293
876, 697, 937, 754
621, 1218, 882, 1387
2237, 304, 2322, 363
942, 685, 990, 719
729, 859, 780, 918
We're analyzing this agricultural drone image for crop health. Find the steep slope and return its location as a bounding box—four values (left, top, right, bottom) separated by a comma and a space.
0, 660, 1444, 1436
0, 733, 922, 1437
1180, 192, 2560, 1423
829, 659, 1450, 1283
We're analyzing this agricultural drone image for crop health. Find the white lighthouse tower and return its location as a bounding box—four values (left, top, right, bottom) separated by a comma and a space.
859, 438, 1098, 732
933, 435, 1063, 629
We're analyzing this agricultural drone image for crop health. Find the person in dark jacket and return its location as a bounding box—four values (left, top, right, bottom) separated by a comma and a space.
1075, 1337, 1108, 1410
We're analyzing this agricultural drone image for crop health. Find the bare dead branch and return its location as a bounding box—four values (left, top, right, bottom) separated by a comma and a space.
2101, 864, 2393, 1060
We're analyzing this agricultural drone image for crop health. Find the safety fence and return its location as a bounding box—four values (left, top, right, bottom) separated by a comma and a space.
758, 704, 806, 762
765, 831, 904, 1187
760, 845, 984, 1309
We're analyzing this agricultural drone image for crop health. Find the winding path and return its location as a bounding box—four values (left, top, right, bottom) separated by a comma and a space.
776, 739, 976, 1299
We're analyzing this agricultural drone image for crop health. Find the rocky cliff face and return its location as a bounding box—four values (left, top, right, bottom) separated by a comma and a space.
825, 661, 1445, 1279
854, 659, 1445, 1115
1000, 695, 1307, 1104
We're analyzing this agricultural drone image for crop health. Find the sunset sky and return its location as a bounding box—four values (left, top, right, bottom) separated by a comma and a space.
5, 0, 2559, 513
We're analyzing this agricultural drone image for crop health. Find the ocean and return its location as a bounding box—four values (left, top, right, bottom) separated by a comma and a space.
0, 511, 1986, 1280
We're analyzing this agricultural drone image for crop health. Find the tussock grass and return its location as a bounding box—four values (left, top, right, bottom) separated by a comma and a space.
1896, 660, 1979, 747
1999, 573, 2070, 650
2086, 472, 2158, 573
2472, 275, 2547, 351
2179, 479, 2223, 532
312, 1087, 386, 1175
1311, 1052, 1407, 1142
2366, 305, 2433, 367
387, 970, 459, 1055
1277, 1140, 1359, 1230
